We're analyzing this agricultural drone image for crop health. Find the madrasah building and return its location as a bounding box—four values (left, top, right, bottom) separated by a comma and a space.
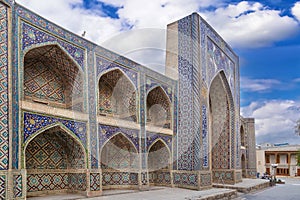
0, 0, 256, 199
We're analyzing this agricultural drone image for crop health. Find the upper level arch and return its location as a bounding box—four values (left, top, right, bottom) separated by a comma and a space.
98, 68, 137, 122
146, 86, 171, 129
23, 44, 84, 112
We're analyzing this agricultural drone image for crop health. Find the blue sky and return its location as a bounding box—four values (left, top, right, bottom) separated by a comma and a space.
16, 0, 300, 145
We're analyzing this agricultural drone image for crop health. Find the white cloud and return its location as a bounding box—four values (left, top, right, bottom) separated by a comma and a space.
241, 100, 300, 144
201, 1, 299, 48
16, 0, 125, 44
292, 1, 300, 21
293, 78, 300, 83
15, 0, 300, 72
241, 77, 281, 92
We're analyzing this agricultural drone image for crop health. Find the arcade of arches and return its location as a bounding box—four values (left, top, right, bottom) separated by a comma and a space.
2, 3, 257, 199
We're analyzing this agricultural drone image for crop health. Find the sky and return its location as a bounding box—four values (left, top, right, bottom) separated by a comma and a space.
16, 0, 300, 145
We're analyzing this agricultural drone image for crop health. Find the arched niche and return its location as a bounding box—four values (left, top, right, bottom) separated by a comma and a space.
209, 71, 234, 174
98, 69, 137, 122
25, 126, 86, 197
146, 87, 171, 129
148, 139, 171, 186
100, 133, 139, 189
23, 44, 84, 112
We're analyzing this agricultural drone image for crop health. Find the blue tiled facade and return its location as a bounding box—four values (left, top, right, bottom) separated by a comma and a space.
0, 1, 256, 199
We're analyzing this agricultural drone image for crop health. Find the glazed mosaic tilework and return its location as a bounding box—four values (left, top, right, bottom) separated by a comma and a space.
27, 173, 86, 192
173, 172, 198, 187
99, 124, 139, 150
96, 56, 138, 87
22, 22, 85, 71
102, 172, 138, 186
0, 175, 6, 199
90, 173, 101, 191
23, 112, 87, 146
146, 132, 172, 151
0, 3, 9, 170
13, 175, 22, 198
149, 171, 171, 185
0, 1, 255, 197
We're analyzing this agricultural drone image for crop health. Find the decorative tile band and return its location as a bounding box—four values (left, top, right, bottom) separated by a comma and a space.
173, 172, 198, 187
96, 56, 138, 87
99, 124, 139, 150
102, 171, 138, 186
23, 112, 87, 146
146, 132, 172, 151
90, 173, 101, 191
0, 2, 9, 170
22, 22, 85, 71
146, 78, 173, 102
27, 173, 87, 192
13, 175, 22, 198
149, 171, 171, 185
0, 175, 6, 199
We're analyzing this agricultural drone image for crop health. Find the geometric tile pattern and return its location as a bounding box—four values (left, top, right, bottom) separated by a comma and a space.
24, 60, 65, 103
212, 170, 234, 183
23, 44, 84, 112
27, 173, 87, 193
149, 171, 171, 185
146, 78, 172, 102
22, 22, 85, 71
69, 173, 87, 191
27, 173, 68, 192
200, 173, 211, 187
101, 133, 138, 170
141, 172, 148, 185
90, 173, 101, 191
202, 105, 209, 168
146, 132, 172, 151
147, 87, 171, 128
0, 175, 5, 199
99, 124, 139, 150
98, 69, 136, 122
102, 172, 138, 186
173, 172, 198, 187
96, 56, 138, 87
13, 175, 22, 198
87, 50, 98, 169
23, 112, 87, 146
148, 140, 170, 171
177, 14, 196, 171
210, 73, 230, 170
26, 128, 85, 169
0, 3, 9, 170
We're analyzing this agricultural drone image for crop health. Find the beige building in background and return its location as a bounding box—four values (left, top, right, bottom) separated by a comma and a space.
256, 144, 300, 177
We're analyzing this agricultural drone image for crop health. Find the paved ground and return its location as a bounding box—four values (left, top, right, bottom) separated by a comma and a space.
235, 177, 300, 200
27, 178, 270, 200
28, 187, 236, 200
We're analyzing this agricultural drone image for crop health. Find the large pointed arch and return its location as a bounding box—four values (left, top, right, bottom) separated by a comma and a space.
147, 139, 172, 186
24, 124, 87, 197
146, 86, 172, 129
23, 44, 84, 112
98, 68, 137, 122
209, 70, 236, 183
23, 123, 87, 169
100, 132, 138, 170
